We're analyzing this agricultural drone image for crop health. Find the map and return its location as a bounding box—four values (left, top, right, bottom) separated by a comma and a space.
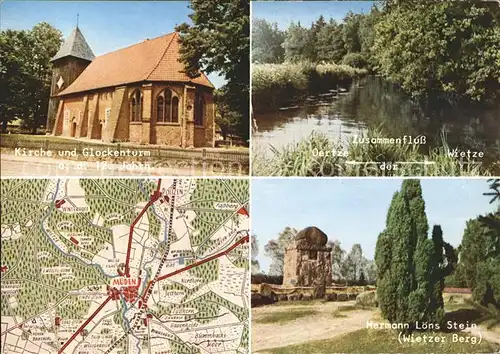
1, 178, 250, 354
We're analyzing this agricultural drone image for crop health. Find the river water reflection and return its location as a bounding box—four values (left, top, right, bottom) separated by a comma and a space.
253, 76, 500, 171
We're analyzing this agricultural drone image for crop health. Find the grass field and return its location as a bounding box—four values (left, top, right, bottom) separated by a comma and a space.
254, 309, 318, 324
267, 328, 499, 354
1, 133, 80, 145
254, 303, 367, 324
269, 300, 326, 307
252, 129, 490, 176
253, 293, 500, 354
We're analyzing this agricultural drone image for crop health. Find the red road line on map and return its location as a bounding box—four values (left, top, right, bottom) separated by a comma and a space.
58, 295, 113, 354
124, 179, 162, 278
141, 235, 250, 301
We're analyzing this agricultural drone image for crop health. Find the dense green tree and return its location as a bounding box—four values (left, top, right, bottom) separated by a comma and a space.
316, 21, 346, 63
328, 239, 375, 284
376, 180, 453, 329
458, 200, 500, 307
358, 5, 382, 68
364, 260, 377, 284
428, 225, 457, 323
458, 219, 487, 288
255, 1, 498, 102
315, 23, 336, 63
344, 243, 366, 281
263, 226, 297, 275
214, 88, 241, 141
1, 29, 29, 132
342, 11, 363, 53
252, 18, 285, 64
373, 0, 500, 101
474, 256, 500, 308
327, 239, 346, 281
254, 5, 382, 67
0, 23, 62, 133
401, 179, 432, 322
176, 0, 250, 140
342, 53, 369, 69
376, 190, 414, 325
304, 15, 327, 62
283, 22, 310, 62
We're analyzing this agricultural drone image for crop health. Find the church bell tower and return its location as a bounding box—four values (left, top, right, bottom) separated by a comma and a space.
46, 24, 95, 133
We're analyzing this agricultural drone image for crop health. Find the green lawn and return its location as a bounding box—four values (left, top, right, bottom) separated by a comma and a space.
255, 304, 367, 323
254, 309, 318, 324
0, 133, 77, 144
268, 328, 499, 354
270, 300, 327, 307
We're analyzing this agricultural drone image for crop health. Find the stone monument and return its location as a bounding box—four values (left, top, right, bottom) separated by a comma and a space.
283, 226, 332, 291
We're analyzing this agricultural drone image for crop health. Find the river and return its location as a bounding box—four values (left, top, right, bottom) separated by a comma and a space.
253, 76, 500, 172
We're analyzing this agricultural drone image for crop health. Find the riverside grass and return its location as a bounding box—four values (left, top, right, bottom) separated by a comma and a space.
252, 129, 489, 177
252, 62, 368, 111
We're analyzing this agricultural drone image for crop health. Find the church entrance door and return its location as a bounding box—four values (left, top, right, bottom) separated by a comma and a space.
71, 122, 77, 137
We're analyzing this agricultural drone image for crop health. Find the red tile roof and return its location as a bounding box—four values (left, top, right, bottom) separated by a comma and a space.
58, 32, 213, 96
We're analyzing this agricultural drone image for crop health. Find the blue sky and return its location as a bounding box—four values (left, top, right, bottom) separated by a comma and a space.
1, 1, 225, 88
252, 1, 376, 30
252, 178, 498, 273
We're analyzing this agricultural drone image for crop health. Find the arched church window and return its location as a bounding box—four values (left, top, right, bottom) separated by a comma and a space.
157, 96, 164, 122
172, 97, 179, 123
131, 97, 136, 121
131, 90, 142, 122
194, 94, 204, 126
156, 88, 179, 123
165, 89, 172, 122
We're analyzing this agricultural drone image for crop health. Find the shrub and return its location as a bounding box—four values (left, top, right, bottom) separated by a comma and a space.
342, 53, 369, 69
266, 131, 344, 177
459, 210, 500, 308
251, 63, 308, 111
251, 273, 283, 285
251, 293, 275, 308
251, 62, 368, 112
252, 128, 488, 176
356, 291, 378, 307
337, 293, 348, 301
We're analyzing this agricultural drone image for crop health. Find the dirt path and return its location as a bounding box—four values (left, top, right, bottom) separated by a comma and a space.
466, 325, 500, 346
252, 301, 374, 353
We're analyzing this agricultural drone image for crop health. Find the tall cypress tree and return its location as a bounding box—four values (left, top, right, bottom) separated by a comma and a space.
428, 225, 456, 323
402, 180, 435, 325
376, 180, 450, 330
376, 191, 414, 324
375, 229, 394, 318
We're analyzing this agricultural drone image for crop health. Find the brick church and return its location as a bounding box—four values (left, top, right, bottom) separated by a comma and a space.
47, 26, 215, 148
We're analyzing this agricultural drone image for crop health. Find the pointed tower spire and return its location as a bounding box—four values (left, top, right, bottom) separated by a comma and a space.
46, 24, 94, 132
51, 25, 95, 62
76, 13, 79, 28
